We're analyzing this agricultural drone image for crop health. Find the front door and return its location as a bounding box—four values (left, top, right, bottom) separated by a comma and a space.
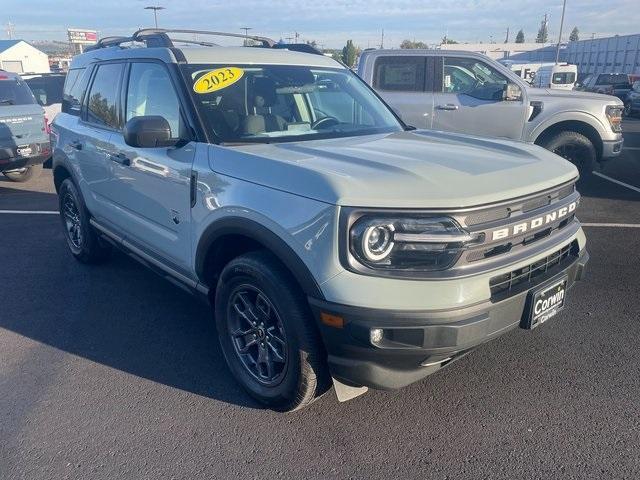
431, 56, 527, 140
107, 61, 195, 272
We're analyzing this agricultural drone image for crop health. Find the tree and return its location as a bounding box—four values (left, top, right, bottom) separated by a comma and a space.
441, 37, 459, 45
341, 40, 360, 68
536, 18, 549, 43
569, 27, 579, 42
515, 29, 525, 43
400, 39, 428, 49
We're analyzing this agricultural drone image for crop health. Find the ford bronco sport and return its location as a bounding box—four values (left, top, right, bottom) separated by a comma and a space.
358, 49, 624, 176
51, 29, 589, 411
0, 70, 49, 182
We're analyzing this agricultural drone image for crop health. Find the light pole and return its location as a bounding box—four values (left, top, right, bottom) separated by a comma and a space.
144, 6, 165, 28
555, 0, 567, 64
241, 27, 252, 46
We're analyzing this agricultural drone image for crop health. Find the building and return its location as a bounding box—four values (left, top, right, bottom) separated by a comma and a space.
565, 34, 640, 76
436, 42, 557, 61
0, 40, 50, 74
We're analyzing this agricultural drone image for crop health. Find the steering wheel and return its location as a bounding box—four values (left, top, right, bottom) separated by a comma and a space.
311, 116, 340, 130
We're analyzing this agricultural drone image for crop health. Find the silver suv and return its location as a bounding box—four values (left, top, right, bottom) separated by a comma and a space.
358, 49, 624, 175
52, 30, 589, 411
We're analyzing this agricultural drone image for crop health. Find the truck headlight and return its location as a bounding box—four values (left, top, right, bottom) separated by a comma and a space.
606, 105, 623, 133
349, 215, 482, 273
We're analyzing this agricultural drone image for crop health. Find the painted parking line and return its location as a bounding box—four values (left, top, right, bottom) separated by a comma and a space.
622, 146, 640, 151
0, 210, 59, 215
593, 172, 640, 194
582, 223, 640, 228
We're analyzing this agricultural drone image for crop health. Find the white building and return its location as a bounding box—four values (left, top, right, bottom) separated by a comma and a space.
565, 34, 640, 76
0, 40, 50, 74
437, 42, 557, 61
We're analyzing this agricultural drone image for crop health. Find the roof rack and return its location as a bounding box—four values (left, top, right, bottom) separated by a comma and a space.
85, 28, 276, 52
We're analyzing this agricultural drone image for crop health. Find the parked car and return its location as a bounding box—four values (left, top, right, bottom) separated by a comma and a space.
358, 50, 624, 176
532, 64, 577, 90
0, 70, 49, 182
52, 29, 589, 411
575, 73, 634, 100
22, 73, 66, 126
623, 80, 640, 117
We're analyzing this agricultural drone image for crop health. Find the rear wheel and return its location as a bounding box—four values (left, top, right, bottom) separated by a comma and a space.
215, 250, 329, 412
58, 178, 111, 264
2, 164, 42, 182
541, 131, 596, 177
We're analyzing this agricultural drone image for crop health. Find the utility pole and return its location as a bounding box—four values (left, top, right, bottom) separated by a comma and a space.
5, 21, 15, 39
241, 27, 252, 46
380, 29, 384, 49
144, 6, 165, 28
294, 31, 300, 43
504, 27, 510, 43
555, 0, 567, 64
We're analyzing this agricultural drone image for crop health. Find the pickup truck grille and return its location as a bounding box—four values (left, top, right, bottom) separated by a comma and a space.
489, 241, 578, 300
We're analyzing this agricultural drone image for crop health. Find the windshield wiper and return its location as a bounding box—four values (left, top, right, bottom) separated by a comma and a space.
0, 99, 14, 105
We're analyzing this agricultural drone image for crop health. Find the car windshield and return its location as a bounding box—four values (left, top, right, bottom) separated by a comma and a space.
552, 72, 576, 84
24, 75, 65, 106
598, 74, 630, 87
182, 64, 402, 143
0, 77, 36, 106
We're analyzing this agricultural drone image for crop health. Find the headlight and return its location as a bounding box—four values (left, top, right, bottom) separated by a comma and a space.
349, 214, 482, 273
606, 105, 623, 133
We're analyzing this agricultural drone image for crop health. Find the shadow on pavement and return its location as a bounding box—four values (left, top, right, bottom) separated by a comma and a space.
0, 216, 259, 409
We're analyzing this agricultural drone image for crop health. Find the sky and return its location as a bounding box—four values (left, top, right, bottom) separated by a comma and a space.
4, 0, 640, 49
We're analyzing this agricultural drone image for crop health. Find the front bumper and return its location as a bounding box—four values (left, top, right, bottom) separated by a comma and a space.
601, 137, 623, 159
310, 248, 589, 391
0, 142, 50, 172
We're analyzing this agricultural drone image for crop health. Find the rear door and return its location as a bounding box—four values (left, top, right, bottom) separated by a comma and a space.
370, 55, 433, 129
0, 74, 47, 163
107, 60, 195, 272
431, 56, 527, 140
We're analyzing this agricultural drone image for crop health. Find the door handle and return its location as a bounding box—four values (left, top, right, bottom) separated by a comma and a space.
69, 140, 83, 150
436, 104, 459, 111
109, 153, 131, 166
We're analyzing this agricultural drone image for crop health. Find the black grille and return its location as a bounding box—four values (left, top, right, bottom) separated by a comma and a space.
489, 241, 578, 300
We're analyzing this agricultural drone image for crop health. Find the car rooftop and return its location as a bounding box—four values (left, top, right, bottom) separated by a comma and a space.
70, 29, 343, 70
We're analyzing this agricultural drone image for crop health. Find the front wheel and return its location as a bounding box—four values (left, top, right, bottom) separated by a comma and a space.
2, 164, 42, 182
540, 131, 596, 177
58, 178, 112, 264
215, 251, 329, 412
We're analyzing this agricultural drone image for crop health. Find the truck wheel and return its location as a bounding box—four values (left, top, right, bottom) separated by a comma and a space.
2, 164, 42, 182
215, 250, 329, 412
58, 178, 112, 264
541, 131, 596, 176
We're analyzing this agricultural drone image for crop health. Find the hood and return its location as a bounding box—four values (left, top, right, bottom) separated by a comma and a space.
527, 87, 623, 105
212, 130, 578, 209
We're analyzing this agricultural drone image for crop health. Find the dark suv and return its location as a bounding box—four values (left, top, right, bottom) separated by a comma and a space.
0, 70, 49, 182
577, 73, 634, 100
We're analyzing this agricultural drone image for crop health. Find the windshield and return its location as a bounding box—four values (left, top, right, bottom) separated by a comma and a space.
0, 77, 36, 106
598, 74, 630, 87
182, 64, 402, 143
552, 72, 576, 84
24, 75, 65, 106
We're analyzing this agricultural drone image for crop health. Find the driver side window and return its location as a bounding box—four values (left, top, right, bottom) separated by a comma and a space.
441, 57, 510, 101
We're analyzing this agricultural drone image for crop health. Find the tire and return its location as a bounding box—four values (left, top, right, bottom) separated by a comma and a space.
58, 178, 112, 264
214, 250, 329, 412
540, 131, 597, 177
2, 164, 42, 182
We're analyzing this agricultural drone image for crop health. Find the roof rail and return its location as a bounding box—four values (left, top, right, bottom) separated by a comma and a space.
85, 28, 277, 52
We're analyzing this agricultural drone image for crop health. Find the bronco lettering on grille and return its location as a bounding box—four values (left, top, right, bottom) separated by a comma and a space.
491, 201, 577, 241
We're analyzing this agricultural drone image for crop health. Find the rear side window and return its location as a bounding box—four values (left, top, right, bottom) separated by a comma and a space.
597, 74, 630, 87
373, 57, 426, 92
0, 76, 36, 106
86, 63, 124, 129
62, 68, 88, 115
25, 76, 65, 106
552, 72, 576, 85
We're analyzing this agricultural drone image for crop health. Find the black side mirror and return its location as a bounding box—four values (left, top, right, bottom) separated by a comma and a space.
123, 116, 174, 148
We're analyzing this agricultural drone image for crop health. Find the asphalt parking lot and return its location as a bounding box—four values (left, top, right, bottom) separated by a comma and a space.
1, 121, 639, 479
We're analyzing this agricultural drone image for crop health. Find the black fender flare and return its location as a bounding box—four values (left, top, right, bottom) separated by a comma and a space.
195, 216, 325, 300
